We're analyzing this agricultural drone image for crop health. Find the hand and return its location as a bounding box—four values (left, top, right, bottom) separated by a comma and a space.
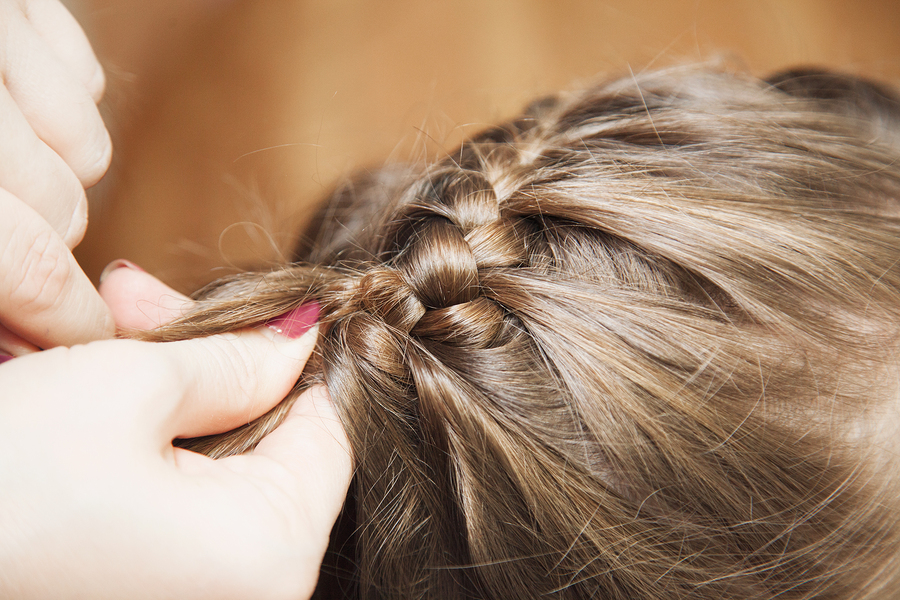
0, 0, 114, 353
0, 265, 352, 600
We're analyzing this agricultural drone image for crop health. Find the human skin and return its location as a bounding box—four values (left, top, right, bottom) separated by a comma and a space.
72, 1, 900, 293
0, 264, 352, 599
0, 0, 113, 354
0, 3, 352, 596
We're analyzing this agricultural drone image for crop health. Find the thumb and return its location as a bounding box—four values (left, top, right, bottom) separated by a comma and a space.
251, 385, 352, 525
157, 303, 321, 440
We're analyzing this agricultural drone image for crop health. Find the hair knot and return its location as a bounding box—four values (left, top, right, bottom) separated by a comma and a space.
357, 268, 426, 333
396, 217, 480, 309
355, 168, 530, 345
411, 296, 514, 349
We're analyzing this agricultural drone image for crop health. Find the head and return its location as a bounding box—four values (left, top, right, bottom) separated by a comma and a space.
151, 65, 900, 599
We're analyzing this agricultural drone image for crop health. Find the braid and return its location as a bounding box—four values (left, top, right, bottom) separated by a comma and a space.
157, 66, 900, 599
330, 157, 544, 597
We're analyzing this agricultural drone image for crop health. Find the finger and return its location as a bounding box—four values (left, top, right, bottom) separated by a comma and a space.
98, 260, 193, 331
159, 304, 320, 439
0, 322, 40, 356
0, 81, 89, 247
251, 385, 352, 523
23, 0, 106, 102
0, 6, 111, 187
0, 188, 114, 347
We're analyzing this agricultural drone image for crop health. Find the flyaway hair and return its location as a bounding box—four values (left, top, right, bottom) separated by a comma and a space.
145, 66, 900, 599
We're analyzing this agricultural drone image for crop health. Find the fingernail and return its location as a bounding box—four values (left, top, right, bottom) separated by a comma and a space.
100, 259, 146, 284
0, 354, 13, 365
265, 303, 319, 339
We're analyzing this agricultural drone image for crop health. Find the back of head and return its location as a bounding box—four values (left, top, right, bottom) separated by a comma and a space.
157, 66, 900, 599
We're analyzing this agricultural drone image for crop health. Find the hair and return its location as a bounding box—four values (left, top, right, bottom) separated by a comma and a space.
145, 65, 900, 599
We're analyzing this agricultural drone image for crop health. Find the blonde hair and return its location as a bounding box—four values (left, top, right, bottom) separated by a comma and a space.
149, 66, 900, 598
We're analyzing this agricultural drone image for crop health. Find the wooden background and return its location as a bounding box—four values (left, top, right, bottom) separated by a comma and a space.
68, 0, 900, 292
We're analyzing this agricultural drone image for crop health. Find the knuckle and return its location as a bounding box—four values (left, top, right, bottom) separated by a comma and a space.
75, 121, 112, 187
31, 148, 89, 242
3, 227, 72, 315
60, 192, 88, 248
185, 335, 261, 405
224, 336, 263, 399
82, 130, 112, 187
87, 63, 106, 103
111, 340, 182, 393
140, 343, 186, 393
66, 339, 184, 402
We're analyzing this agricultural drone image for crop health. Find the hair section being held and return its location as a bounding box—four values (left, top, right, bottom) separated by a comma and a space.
149, 65, 900, 599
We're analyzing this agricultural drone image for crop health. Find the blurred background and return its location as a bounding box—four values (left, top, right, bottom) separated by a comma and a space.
65, 0, 900, 293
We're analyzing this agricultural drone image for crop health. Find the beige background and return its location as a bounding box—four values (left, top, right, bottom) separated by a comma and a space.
69, 0, 900, 292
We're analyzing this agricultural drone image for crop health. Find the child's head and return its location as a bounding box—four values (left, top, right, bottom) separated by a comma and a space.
159, 66, 900, 599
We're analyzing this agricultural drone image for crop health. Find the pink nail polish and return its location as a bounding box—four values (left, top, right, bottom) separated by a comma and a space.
265, 303, 319, 339
99, 259, 146, 284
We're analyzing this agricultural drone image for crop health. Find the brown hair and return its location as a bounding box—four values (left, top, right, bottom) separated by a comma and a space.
148, 65, 900, 598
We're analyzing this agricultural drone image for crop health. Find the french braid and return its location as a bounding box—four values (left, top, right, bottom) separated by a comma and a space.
153, 66, 900, 599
